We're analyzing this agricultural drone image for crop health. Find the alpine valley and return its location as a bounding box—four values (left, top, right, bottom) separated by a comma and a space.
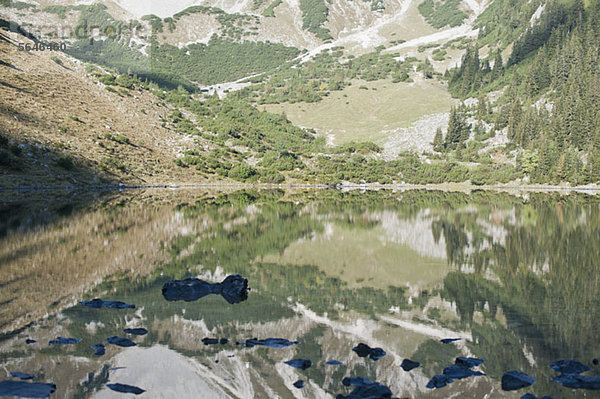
1, 0, 599, 188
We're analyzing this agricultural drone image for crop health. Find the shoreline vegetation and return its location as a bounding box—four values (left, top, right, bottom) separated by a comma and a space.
2, 181, 599, 194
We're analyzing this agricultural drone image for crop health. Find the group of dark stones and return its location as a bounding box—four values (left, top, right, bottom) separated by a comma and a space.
2, 274, 599, 398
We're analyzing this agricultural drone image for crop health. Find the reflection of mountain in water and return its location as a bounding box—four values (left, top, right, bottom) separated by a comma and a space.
1, 190, 599, 398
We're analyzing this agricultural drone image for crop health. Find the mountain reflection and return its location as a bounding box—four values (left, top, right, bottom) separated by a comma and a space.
0, 189, 598, 398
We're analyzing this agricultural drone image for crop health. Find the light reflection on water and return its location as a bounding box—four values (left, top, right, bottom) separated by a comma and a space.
0, 189, 599, 398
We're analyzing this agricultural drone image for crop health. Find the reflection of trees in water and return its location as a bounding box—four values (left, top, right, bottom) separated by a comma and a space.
435, 195, 600, 394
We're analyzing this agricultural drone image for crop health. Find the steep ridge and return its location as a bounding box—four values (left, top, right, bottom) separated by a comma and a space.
0, 28, 203, 188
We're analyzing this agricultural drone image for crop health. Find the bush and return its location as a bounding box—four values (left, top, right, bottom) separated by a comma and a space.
55, 156, 74, 170
228, 164, 257, 181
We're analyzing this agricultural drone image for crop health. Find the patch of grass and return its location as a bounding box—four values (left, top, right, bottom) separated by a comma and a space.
264, 78, 455, 144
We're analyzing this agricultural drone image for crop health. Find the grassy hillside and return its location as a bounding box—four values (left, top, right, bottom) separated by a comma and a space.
0, 28, 201, 188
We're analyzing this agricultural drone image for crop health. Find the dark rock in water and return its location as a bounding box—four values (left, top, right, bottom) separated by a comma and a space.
105, 336, 136, 347
352, 343, 386, 360
293, 380, 305, 389
237, 338, 299, 349
593, 358, 599, 366
162, 274, 248, 304
520, 394, 554, 399
25, 339, 36, 344
92, 344, 105, 356
455, 356, 485, 368
123, 328, 148, 336
342, 377, 372, 387
79, 298, 135, 309
107, 383, 145, 395
326, 360, 343, 366
552, 373, 600, 390
0, 380, 56, 398
440, 338, 461, 344
352, 343, 371, 357
285, 359, 312, 370
549, 359, 590, 375
426, 374, 454, 389
201, 337, 229, 345
401, 359, 420, 372
369, 348, 386, 360
49, 336, 81, 345
339, 377, 392, 399
10, 372, 35, 380
220, 275, 250, 304
502, 371, 536, 391
443, 364, 485, 379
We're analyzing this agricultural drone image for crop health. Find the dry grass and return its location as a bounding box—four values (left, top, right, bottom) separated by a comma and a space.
0, 30, 207, 188
263, 77, 455, 145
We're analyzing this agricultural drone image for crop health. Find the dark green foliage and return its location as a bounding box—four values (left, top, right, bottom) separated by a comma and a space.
149, 36, 299, 85
299, 0, 332, 41
228, 164, 257, 181
0, 0, 35, 10
446, 0, 600, 184
141, 14, 163, 33
444, 106, 471, 150
508, 0, 580, 66
42, 5, 71, 18
55, 156, 75, 170
234, 48, 414, 104
474, 0, 544, 48
418, 0, 467, 29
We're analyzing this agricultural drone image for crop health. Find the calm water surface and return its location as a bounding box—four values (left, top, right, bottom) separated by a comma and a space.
0, 189, 599, 398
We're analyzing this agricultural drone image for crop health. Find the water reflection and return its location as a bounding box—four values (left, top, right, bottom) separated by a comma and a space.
0, 189, 599, 398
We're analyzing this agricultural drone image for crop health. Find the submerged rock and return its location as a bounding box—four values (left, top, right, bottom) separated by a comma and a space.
521, 394, 554, 399
293, 380, 305, 389
49, 337, 81, 345
455, 357, 485, 368
92, 344, 105, 356
502, 370, 536, 391
123, 328, 148, 336
237, 338, 299, 349
285, 359, 312, 370
201, 338, 228, 345
25, 339, 36, 344
352, 343, 386, 360
105, 336, 136, 347
593, 358, 599, 366
326, 360, 343, 366
79, 298, 135, 309
401, 359, 420, 372
426, 374, 454, 389
552, 373, 600, 390
339, 377, 392, 399
0, 380, 56, 398
162, 274, 248, 304
10, 372, 35, 380
442, 364, 485, 379
107, 383, 145, 395
440, 338, 461, 344
549, 359, 590, 375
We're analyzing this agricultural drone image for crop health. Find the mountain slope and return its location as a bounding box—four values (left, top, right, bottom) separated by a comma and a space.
0, 28, 202, 188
